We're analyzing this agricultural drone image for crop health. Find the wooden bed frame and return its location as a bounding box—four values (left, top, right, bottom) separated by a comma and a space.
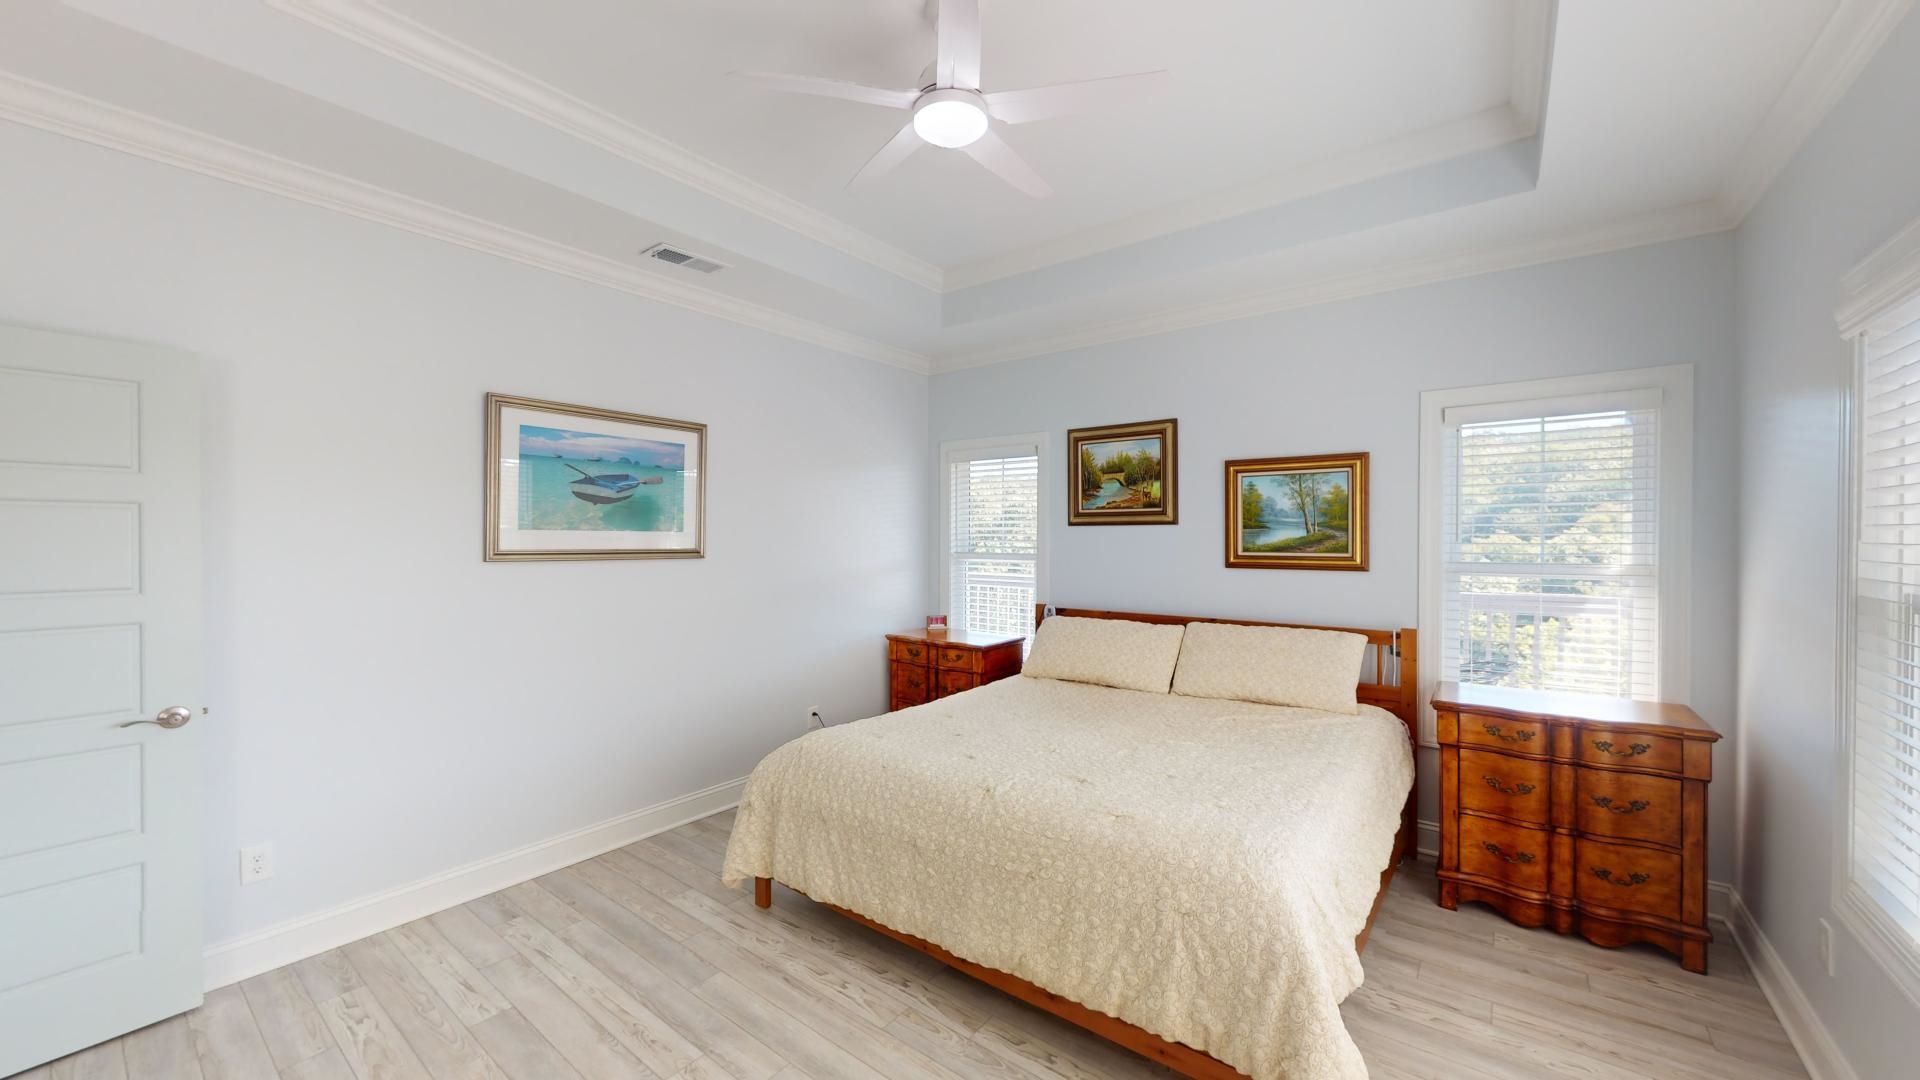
753, 604, 1420, 1080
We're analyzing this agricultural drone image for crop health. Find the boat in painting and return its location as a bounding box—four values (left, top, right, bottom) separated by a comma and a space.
564, 462, 643, 505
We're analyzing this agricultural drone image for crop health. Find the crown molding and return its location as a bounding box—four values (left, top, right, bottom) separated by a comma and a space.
0, 71, 934, 373
267, 0, 946, 293
1719, 0, 1915, 221
1836, 210, 1920, 336
934, 200, 1736, 372
1508, 0, 1555, 133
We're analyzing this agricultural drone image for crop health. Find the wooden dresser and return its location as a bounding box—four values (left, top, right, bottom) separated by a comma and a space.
1433, 681, 1720, 973
887, 629, 1024, 712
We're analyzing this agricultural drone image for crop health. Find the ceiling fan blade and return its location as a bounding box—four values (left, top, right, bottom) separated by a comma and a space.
984, 70, 1170, 124
733, 71, 917, 110
850, 122, 924, 187
961, 129, 1052, 198
935, 0, 981, 90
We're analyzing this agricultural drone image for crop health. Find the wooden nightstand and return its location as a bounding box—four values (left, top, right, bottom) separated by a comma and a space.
1433, 681, 1721, 973
886, 629, 1024, 712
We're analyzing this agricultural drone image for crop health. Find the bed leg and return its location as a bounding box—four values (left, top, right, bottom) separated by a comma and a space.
753, 877, 771, 909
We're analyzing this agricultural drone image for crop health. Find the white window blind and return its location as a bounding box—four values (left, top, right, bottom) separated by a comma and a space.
945, 444, 1039, 642
1439, 394, 1661, 699
1850, 307, 1920, 949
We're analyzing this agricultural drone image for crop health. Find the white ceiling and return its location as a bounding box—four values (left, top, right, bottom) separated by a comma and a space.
0, 0, 1904, 371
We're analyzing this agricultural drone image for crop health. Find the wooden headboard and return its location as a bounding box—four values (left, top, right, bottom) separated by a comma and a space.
1034, 603, 1420, 865
1033, 603, 1418, 726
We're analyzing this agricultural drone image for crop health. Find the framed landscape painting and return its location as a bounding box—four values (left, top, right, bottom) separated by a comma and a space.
1226, 452, 1368, 570
485, 393, 706, 561
1068, 418, 1177, 525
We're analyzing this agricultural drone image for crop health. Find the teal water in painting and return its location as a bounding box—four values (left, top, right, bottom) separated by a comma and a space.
515, 454, 685, 532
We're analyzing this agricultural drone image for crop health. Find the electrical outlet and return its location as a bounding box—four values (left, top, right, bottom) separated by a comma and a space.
240, 843, 273, 885
1818, 917, 1835, 977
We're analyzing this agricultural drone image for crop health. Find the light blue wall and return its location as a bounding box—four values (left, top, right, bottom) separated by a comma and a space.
930, 232, 1742, 873
1735, 8, 1920, 1078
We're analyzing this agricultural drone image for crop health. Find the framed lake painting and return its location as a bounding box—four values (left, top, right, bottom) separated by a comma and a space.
1067, 418, 1177, 525
485, 393, 705, 561
1226, 452, 1368, 570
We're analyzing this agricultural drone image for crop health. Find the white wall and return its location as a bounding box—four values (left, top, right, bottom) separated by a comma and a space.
1734, 8, 1920, 1078
0, 123, 928, 949
931, 233, 1741, 881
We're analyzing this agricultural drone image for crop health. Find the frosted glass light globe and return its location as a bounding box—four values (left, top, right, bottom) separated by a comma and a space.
912, 91, 989, 148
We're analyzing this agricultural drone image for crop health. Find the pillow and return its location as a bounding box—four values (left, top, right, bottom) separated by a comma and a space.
1022, 616, 1186, 693
1170, 621, 1366, 714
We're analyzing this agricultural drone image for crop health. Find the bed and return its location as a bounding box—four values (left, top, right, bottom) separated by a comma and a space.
721, 606, 1418, 1080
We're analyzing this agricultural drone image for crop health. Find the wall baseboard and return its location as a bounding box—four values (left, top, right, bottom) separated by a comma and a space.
201, 777, 747, 990
1722, 887, 1861, 1080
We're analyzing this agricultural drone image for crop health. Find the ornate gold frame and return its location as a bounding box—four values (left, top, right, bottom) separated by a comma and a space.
1066, 418, 1178, 525
484, 392, 707, 561
1225, 451, 1369, 570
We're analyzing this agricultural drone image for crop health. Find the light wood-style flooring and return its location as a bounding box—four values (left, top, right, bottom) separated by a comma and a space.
13, 810, 1808, 1080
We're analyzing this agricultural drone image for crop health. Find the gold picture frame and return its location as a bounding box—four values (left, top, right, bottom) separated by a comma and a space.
1225, 452, 1369, 570
1067, 418, 1178, 525
485, 393, 707, 561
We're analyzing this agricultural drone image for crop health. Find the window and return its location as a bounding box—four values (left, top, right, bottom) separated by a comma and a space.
941, 436, 1044, 643
1838, 253, 1920, 1000
1420, 366, 1692, 743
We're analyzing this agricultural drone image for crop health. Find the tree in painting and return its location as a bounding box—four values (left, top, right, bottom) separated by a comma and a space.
1282, 472, 1325, 535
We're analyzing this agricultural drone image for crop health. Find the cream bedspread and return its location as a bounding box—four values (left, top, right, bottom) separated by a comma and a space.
721, 675, 1413, 1080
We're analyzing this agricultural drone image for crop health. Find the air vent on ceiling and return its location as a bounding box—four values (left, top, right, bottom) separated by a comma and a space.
642, 243, 728, 275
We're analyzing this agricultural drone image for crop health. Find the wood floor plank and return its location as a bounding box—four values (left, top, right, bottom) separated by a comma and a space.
464, 1010, 585, 1080
292, 949, 367, 1005
494, 914, 702, 1078
537, 865, 718, 989
189, 984, 281, 1080
46, 1040, 126, 1080
883, 1006, 1032, 1080
388, 918, 513, 1027
499, 881, 581, 935
120, 1015, 205, 1080
644, 832, 725, 877
241, 966, 336, 1070
476, 953, 651, 1080
563, 859, 707, 940
558, 919, 788, 1080
339, 933, 507, 1080
280, 1048, 357, 1080
688, 974, 890, 1080
617, 841, 741, 906
428, 907, 517, 969
315, 987, 434, 1080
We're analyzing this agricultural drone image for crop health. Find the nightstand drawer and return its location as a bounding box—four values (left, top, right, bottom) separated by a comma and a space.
1457, 716, 1548, 757
1576, 730, 1683, 773
1576, 837, 1681, 921
889, 639, 932, 666
1458, 749, 1549, 825
890, 663, 930, 704
1576, 770, 1682, 845
1458, 816, 1549, 893
936, 669, 978, 697
935, 645, 982, 671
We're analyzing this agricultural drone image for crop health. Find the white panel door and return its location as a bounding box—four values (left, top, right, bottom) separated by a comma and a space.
0, 325, 202, 1074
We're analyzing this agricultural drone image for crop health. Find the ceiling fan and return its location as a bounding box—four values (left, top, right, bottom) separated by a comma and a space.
734, 0, 1167, 198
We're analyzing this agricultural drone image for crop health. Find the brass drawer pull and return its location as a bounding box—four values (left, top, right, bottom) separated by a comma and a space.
1591, 795, 1650, 814
1591, 867, 1650, 887
1482, 842, 1535, 865
1482, 723, 1535, 745
1482, 775, 1536, 796
1592, 739, 1650, 757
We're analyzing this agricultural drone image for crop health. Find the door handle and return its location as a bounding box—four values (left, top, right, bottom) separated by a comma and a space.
120, 705, 194, 730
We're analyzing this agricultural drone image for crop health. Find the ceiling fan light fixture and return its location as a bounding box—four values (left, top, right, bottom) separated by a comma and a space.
912, 88, 989, 148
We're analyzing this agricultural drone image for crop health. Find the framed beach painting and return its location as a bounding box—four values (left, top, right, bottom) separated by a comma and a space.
485, 393, 706, 561
1226, 452, 1368, 570
1067, 418, 1178, 525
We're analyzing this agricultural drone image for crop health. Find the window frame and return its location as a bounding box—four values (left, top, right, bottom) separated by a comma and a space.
936, 433, 1049, 640
1832, 212, 1920, 1010
1417, 364, 1695, 747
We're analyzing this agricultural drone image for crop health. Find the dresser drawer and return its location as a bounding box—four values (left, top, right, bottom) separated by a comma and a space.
935, 645, 982, 672
935, 669, 978, 698
1457, 715, 1548, 757
890, 663, 930, 706
1576, 769, 1682, 845
1457, 816, 1549, 893
889, 639, 932, 666
1458, 749, 1550, 825
1576, 837, 1681, 920
1577, 730, 1684, 773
